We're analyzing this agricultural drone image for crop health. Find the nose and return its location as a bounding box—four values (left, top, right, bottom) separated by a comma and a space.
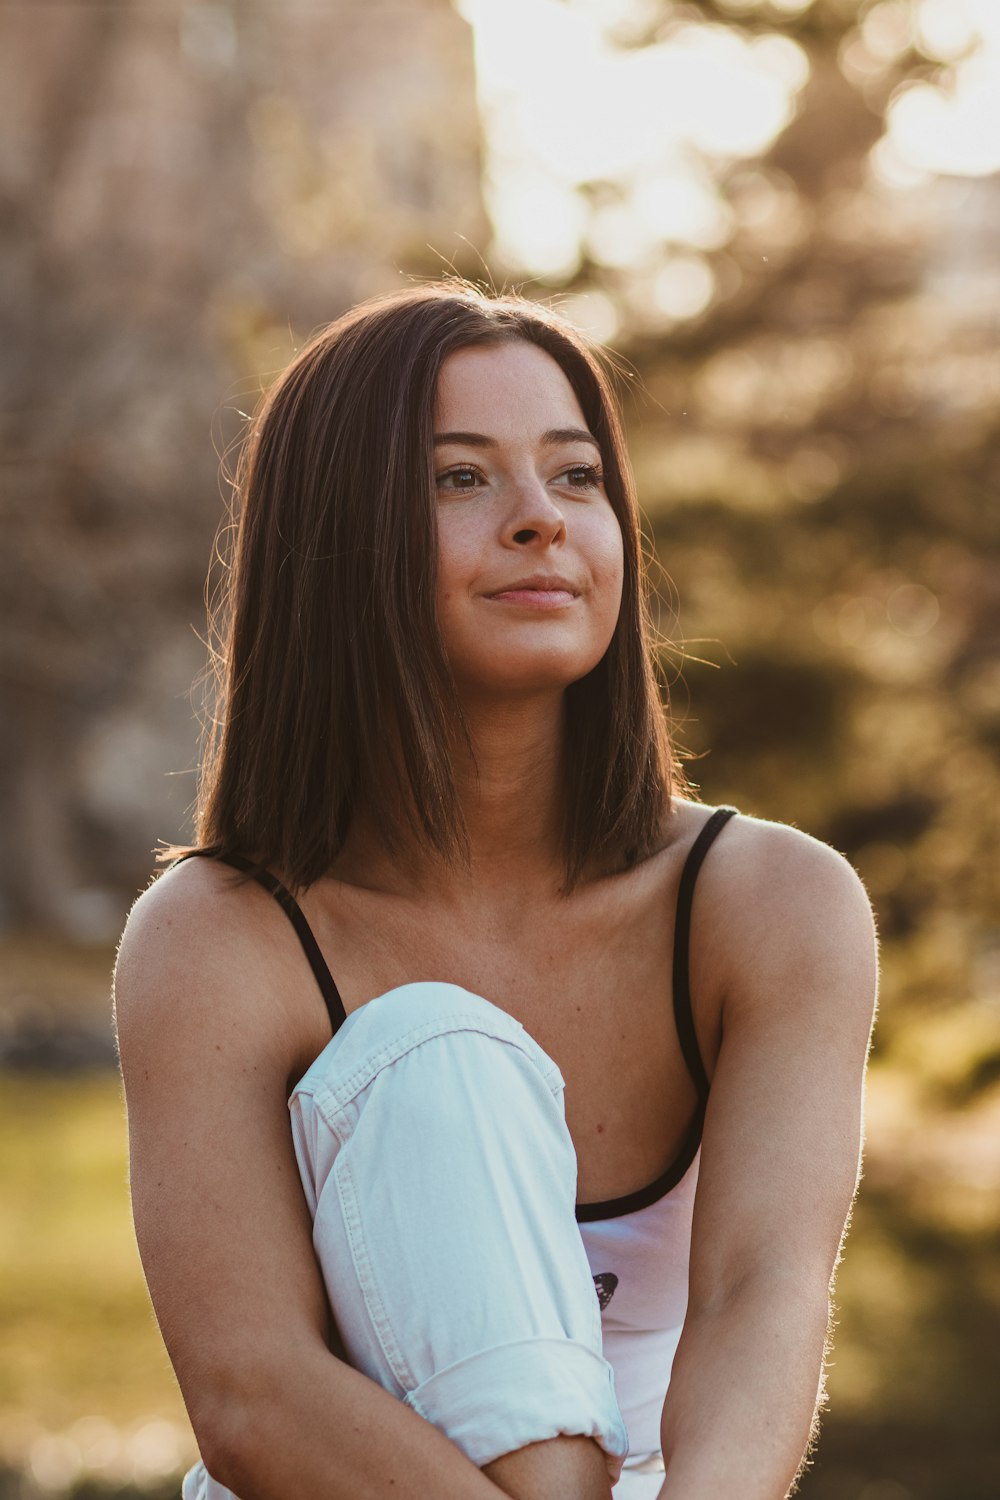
503, 478, 566, 549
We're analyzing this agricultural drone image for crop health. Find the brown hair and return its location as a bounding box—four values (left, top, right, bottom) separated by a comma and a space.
180, 282, 675, 889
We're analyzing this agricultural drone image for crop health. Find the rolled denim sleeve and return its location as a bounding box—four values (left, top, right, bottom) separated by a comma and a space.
289, 983, 628, 1479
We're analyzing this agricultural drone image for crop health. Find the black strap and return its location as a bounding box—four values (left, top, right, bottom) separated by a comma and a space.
577, 806, 738, 1223
671, 807, 738, 1103
173, 851, 348, 1036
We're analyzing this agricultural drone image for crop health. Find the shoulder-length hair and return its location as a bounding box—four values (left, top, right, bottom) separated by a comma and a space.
180, 282, 676, 889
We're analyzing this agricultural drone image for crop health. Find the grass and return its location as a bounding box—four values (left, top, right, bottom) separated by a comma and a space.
0, 1075, 193, 1469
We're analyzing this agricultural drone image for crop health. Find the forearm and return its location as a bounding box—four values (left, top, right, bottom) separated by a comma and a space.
656, 1277, 830, 1500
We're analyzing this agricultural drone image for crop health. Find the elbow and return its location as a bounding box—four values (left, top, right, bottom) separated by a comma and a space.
182, 1329, 340, 1495
189, 1407, 246, 1496
187, 1382, 269, 1497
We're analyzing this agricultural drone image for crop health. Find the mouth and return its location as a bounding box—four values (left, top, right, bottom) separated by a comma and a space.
485, 574, 581, 607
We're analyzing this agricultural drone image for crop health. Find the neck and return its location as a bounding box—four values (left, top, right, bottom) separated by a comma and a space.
340, 690, 568, 899
454, 691, 566, 876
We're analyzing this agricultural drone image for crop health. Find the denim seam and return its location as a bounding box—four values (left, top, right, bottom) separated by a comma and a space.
288, 1093, 348, 1155
334, 1150, 417, 1394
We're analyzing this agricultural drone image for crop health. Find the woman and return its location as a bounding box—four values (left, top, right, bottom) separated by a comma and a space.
114, 283, 878, 1500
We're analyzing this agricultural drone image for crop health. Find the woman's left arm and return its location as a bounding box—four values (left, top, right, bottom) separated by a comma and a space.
658, 819, 879, 1500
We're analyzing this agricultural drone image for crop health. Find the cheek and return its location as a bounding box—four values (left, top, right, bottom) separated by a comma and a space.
434, 523, 473, 612
589, 514, 626, 625
434, 522, 481, 657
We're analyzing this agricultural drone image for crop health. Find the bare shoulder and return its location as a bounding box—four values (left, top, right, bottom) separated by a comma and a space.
117, 856, 266, 974
114, 858, 323, 1080
703, 808, 872, 914
681, 804, 878, 1025
116, 858, 268, 1020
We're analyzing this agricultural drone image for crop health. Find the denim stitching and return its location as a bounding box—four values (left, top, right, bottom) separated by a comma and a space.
334, 1150, 417, 1393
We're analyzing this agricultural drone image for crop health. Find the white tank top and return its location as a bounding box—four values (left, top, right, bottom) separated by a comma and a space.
577, 1153, 700, 1456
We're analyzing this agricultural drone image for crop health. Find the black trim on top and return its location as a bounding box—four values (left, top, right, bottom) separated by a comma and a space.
671, 807, 739, 1103
575, 1102, 705, 1223
172, 851, 348, 1036
574, 806, 739, 1223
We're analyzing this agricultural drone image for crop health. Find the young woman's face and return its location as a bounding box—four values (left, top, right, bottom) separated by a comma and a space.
433, 341, 624, 699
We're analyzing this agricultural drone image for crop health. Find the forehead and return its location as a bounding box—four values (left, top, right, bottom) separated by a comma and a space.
434, 342, 588, 437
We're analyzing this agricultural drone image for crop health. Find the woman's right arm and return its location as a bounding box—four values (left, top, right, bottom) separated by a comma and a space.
114, 862, 609, 1500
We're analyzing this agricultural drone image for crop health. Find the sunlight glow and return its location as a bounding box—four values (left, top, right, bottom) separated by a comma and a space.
879, 0, 1000, 178
458, 0, 1000, 284
554, 289, 622, 343
456, 0, 809, 282
654, 256, 716, 320
715, 0, 814, 14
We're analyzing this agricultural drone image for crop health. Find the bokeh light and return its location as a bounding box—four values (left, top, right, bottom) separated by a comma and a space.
458, 0, 809, 280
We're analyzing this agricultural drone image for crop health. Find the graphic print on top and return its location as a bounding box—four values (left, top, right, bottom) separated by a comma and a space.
594, 1273, 619, 1310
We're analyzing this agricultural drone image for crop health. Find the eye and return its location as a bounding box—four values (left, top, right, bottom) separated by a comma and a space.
436, 464, 485, 491
558, 464, 604, 490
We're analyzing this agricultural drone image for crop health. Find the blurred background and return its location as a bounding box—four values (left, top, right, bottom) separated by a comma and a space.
1, 0, 998, 1496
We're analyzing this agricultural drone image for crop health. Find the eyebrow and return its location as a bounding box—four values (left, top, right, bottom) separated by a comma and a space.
433, 427, 601, 452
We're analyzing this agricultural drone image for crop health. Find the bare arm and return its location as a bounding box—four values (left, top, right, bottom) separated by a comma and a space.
657, 821, 878, 1500
115, 862, 609, 1500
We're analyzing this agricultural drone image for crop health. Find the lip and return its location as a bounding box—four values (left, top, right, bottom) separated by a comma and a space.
485, 573, 581, 600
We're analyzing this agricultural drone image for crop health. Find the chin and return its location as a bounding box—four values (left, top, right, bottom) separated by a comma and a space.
452, 646, 608, 697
